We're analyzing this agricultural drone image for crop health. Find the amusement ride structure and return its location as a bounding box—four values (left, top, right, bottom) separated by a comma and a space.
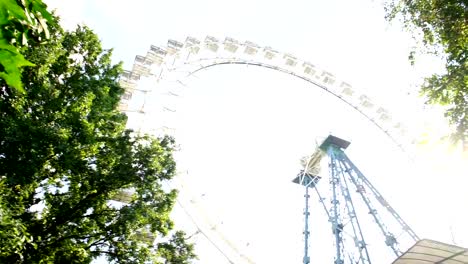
115, 36, 468, 263
293, 135, 419, 264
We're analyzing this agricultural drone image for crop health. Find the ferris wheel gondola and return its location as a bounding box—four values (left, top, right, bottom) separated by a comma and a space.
118, 36, 429, 263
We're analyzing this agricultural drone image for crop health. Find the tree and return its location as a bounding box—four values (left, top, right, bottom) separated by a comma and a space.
384, 0, 467, 150
157, 231, 197, 264
0, 0, 54, 92
0, 22, 196, 263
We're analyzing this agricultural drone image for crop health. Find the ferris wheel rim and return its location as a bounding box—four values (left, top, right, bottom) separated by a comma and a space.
182, 60, 406, 152
119, 35, 423, 263
120, 36, 419, 153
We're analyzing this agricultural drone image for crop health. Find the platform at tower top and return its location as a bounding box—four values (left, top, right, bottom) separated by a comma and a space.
319, 135, 351, 151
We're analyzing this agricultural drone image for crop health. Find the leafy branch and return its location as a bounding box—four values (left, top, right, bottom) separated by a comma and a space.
0, 0, 55, 92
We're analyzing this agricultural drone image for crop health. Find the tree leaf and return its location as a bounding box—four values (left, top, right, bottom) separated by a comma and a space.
0, 0, 28, 24
31, 0, 54, 23
0, 41, 35, 92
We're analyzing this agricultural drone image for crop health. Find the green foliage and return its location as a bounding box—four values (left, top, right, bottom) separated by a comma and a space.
0, 179, 34, 259
0, 0, 54, 92
157, 231, 197, 264
385, 0, 467, 149
0, 24, 195, 263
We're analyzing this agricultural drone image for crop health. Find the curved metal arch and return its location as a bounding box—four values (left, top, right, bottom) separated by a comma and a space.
184, 60, 404, 150
119, 36, 415, 151
119, 36, 420, 263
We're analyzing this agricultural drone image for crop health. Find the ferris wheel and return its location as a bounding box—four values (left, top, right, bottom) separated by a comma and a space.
119, 36, 423, 148
116, 36, 442, 263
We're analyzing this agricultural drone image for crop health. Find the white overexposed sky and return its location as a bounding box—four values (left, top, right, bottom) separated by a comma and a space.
46, 0, 467, 263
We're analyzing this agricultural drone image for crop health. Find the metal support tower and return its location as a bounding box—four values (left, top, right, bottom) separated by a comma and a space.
304, 181, 310, 264
293, 163, 322, 263
293, 135, 419, 264
292, 141, 325, 264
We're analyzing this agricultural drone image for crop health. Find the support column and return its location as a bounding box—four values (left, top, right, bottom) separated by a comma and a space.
303, 185, 310, 264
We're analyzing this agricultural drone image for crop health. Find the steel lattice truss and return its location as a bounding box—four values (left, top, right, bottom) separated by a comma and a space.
118, 36, 424, 263
295, 135, 419, 264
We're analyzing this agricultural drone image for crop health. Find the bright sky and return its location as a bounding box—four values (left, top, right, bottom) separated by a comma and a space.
46, 0, 467, 263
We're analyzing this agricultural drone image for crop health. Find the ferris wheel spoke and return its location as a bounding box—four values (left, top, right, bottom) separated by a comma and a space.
120, 36, 419, 153
121, 36, 424, 263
